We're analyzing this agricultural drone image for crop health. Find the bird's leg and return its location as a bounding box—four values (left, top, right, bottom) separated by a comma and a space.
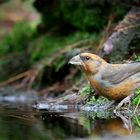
114, 96, 131, 112
115, 111, 132, 133
94, 93, 99, 99
114, 94, 134, 113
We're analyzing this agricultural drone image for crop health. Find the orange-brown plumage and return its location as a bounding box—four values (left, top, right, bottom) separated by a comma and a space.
69, 53, 140, 101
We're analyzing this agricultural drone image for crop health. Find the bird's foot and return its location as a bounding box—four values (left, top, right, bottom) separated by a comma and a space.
114, 96, 131, 114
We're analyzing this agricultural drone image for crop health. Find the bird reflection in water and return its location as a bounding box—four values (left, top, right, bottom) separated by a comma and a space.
90, 116, 132, 139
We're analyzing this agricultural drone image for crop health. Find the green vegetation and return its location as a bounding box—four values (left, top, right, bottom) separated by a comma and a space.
0, 20, 98, 82
132, 115, 140, 130
29, 32, 97, 65
59, 2, 106, 31
0, 22, 34, 56
0, 0, 129, 84
134, 55, 140, 61
79, 85, 111, 106
132, 55, 140, 105
133, 88, 140, 105
35, 0, 128, 33
79, 85, 93, 102
0, 22, 34, 81
79, 85, 93, 97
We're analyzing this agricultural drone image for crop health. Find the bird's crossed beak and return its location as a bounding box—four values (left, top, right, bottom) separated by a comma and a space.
69, 55, 83, 65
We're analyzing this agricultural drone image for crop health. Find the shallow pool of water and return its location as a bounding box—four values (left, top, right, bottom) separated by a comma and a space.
0, 103, 139, 140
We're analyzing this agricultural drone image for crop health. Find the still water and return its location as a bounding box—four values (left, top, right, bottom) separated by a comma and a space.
0, 103, 140, 140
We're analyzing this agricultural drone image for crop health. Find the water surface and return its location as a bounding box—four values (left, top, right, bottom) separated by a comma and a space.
0, 103, 140, 140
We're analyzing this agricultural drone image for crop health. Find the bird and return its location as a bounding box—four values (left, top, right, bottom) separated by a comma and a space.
69, 52, 140, 111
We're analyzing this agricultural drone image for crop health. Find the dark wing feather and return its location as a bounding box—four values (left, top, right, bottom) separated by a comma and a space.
102, 62, 140, 84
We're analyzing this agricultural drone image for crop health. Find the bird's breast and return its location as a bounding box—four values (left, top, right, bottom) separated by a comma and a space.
87, 75, 102, 94
87, 75, 133, 100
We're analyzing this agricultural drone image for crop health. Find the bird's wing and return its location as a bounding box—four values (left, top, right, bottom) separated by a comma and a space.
102, 62, 140, 84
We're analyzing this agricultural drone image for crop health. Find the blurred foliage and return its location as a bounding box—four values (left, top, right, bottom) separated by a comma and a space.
59, 2, 105, 31
29, 32, 97, 64
53, 55, 66, 72
0, 22, 34, 81
135, 55, 140, 61
112, 6, 128, 22
0, 0, 129, 86
0, 22, 34, 56
34, 0, 128, 33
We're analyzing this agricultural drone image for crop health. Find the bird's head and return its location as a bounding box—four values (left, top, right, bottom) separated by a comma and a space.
69, 53, 107, 74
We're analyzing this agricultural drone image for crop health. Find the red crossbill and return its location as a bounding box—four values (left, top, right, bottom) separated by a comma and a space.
69, 53, 140, 110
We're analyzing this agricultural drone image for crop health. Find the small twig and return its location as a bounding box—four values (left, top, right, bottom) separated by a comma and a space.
0, 38, 92, 88
97, 14, 114, 51
0, 70, 31, 87
115, 24, 140, 32
27, 69, 40, 89
48, 39, 93, 65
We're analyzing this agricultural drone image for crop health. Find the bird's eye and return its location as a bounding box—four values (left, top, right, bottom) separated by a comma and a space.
80, 55, 91, 62
85, 56, 90, 61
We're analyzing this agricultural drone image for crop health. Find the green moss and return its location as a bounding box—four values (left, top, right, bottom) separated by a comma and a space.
79, 85, 93, 97
79, 84, 111, 105
86, 96, 110, 105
